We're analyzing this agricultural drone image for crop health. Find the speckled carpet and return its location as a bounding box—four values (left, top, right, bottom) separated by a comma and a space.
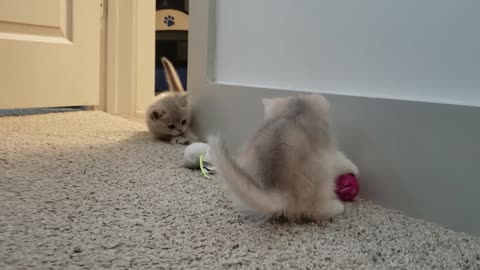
1, 111, 479, 270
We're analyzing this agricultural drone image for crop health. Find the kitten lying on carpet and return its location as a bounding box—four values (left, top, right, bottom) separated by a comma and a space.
146, 57, 198, 144
209, 94, 359, 221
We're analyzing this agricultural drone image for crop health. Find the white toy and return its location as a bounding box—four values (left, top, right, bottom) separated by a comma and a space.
182, 142, 216, 178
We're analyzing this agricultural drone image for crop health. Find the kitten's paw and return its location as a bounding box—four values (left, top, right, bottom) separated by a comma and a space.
336, 151, 359, 176
314, 199, 345, 220
185, 134, 198, 143
328, 199, 345, 217
170, 136, 190, 145
350, 163, 359, 176
183, 130, 198, 144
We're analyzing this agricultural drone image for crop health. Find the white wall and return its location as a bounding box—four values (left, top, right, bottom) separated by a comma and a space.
190, 0, 480, 235
215, 0, 480, 106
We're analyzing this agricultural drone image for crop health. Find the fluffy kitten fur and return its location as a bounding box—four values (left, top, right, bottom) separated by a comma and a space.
208, 94, 359, 221
146, 57, 197, 144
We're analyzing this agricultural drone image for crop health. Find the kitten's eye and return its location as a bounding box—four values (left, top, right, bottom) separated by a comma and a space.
181, 120, 187, 125
168, 124, 175, 129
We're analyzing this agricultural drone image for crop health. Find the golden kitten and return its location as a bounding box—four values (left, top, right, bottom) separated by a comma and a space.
146, 57, 197, 144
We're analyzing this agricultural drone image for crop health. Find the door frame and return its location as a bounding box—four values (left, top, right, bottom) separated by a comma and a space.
100, 0, 155, 115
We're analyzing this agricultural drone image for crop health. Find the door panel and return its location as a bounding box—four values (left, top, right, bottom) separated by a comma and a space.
0, 0, 100, 109
0, 0, 61, 28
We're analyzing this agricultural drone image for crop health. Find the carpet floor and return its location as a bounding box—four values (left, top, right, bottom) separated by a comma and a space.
1, 111, 479, 270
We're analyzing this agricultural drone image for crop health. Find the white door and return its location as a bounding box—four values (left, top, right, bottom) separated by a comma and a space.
0, 0, 100, 109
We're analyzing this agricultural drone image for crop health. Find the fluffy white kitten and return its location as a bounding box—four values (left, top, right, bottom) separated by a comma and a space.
209, 94, 358, 221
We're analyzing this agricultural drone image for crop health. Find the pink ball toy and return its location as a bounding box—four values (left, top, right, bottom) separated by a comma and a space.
335, 174, 359, 202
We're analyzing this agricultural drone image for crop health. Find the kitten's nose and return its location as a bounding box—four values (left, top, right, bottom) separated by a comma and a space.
176, 127, 182, 132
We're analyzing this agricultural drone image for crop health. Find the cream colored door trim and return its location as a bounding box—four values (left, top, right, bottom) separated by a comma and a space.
103, 0, 155, 115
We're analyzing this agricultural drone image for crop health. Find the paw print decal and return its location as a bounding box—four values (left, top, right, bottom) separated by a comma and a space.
164, 15, 175, 27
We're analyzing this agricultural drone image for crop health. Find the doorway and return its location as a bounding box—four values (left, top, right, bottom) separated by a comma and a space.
155, 0, 189, 94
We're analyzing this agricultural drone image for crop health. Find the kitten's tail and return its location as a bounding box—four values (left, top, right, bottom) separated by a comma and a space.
208, 135, 288, 215
161, 57, 185, 93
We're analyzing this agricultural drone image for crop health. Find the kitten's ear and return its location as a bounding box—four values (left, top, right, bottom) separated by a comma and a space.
311, 94, 330, 113
262, 98, 275, 121
161, 57, 185, 93
150, 109, 166, 120
262, 98, 277, 112
262, 98, 273, 107
178, 95, 188, 108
